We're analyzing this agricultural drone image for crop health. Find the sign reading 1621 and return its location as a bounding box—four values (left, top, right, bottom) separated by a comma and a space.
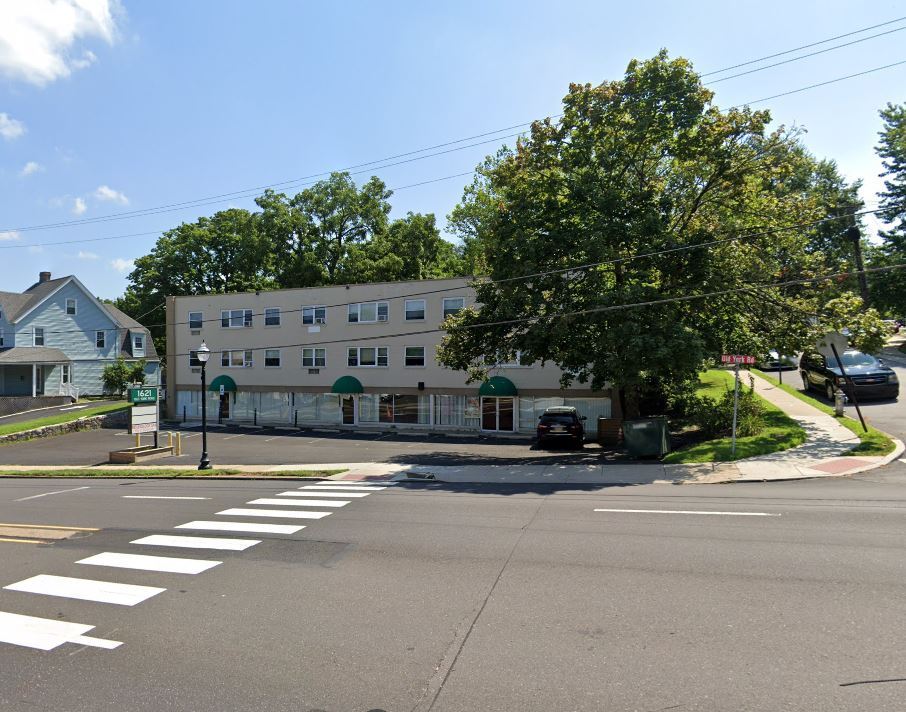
128, 387, 158, 404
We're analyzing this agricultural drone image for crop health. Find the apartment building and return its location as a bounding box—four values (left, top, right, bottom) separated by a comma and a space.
165, 277, 615, 434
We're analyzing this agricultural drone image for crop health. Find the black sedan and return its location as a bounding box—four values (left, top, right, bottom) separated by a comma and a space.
799, 350, 899, 401
536, 407, 586, 448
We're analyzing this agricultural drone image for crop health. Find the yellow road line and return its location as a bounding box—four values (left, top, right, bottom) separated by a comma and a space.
0, 522, 99, 532
0, 537, 43, 544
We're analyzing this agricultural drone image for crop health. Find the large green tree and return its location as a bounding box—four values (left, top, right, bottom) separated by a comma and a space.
437, 52, 869, 417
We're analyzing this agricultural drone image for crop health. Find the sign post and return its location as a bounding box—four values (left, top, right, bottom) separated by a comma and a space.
721, 355, 756, 458
816, 332, 867, 433
128, 385, 159, 441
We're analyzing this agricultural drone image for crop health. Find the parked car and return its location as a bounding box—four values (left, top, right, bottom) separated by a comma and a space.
536, 406, 586, 448
799, 349, 899, 401
756, 350, 800, 371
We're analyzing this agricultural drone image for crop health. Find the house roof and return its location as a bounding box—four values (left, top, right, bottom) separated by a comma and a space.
0, 347, 70, 364
105, 303, 146, 330
0, 291, 34, 322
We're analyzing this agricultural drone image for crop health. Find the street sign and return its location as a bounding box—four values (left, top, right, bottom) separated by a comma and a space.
816, 331, 849, 359
128, 387, 158, 404
721, 354, 756, 365
219, 384, 225, 396
130, 403, 159, 435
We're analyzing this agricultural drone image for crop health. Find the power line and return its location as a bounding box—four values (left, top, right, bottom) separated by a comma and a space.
744, 59, 906, 105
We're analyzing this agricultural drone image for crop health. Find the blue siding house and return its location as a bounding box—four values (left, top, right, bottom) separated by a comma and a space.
0, 272, 159, 398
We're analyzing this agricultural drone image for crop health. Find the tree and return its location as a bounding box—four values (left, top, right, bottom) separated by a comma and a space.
102, 357, 146, 396
437, 52, 866, 417
361, 212, 466, 282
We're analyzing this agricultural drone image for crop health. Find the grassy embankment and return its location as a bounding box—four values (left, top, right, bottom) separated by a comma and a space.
0, 403, 129, 438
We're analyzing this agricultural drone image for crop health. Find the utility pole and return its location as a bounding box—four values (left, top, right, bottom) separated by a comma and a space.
846, 225, 870, 305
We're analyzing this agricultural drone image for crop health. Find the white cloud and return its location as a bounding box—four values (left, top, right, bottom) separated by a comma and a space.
72, 197, 87, 215
0, 1, 121, 86
110, 257, 133, 273
20, 161, 43, 176
94, 184, 128, 204
28, 245, 45, 254
0, 112, 25, 140
77, 250, 98, 260
0, 230, 21, 242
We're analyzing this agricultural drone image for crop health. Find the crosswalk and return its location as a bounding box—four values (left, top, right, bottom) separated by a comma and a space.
0, 479, 394, 651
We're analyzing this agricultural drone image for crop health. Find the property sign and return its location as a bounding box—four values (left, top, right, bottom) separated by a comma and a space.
130, 403, 159, 435
721, 354, 756, 365
128, 387, 158, 404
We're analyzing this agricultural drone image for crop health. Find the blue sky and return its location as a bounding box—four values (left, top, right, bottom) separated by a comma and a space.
1, 0, 904, 299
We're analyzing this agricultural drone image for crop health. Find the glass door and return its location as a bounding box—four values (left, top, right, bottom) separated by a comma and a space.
481, 397, 515, 432
342, 395, 356, 425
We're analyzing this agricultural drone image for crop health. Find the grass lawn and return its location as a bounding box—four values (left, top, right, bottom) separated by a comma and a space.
0, 403, 129, 438
751, 369, 896, 456
0, 468, 348, 478
662, 369, 807, 464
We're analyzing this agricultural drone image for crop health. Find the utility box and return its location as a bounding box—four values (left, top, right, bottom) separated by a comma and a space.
622, 417, 671, 457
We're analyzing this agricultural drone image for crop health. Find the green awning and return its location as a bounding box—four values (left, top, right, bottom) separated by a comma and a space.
479, 376, 517, 397
331, 375, 364, 394
208, 374, 237, 393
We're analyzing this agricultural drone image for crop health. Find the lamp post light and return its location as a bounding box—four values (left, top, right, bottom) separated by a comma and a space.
197, 341, 212, 470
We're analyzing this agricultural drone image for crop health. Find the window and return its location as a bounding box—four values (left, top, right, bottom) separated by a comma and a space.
33, 327, 44, 347
96, 331, 106, 349
405, 346, 425, 367
264, 308, 281, 326
221, 350, 254, 368
264, 349, 281, 367
62, 364, 71, 384
302, 348, 326, 367
302, 305, 326, 325
347, 301, 389, 323
347, 346, 388, 367
0, 328, 4, 347
65, 298, 77, 315
497, 351, 532, 367
405, 299, 426, 321
221, 309, 253, 328
133, 334, 145, 356
189, 350, 202, 368
359, 394, 429, 424
188, 312, 203, 329
443, 297, 465, 319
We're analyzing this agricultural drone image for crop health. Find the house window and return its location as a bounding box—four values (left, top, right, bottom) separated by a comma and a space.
189, 350, 201, 368
264, 308, 281, 327
347, 346, 388, 367
221, 309, 253, 328
302, 305, 326, 325
65, 298, 77, 315
61, 364, 71, 384
405, 346, 426, 367
96, 331, 106, 349
188, 312, 203, 329
405, 299, 426, 321
221, 350, 253, 368
0, 328, 4, 347
264, 349, 281, 367
302, 348, 326, 368
133, 334, 145, 356
347, 302, 389, 323
497, 351, 532, 367
33, 327, 44, 347
443, 297, 465, 319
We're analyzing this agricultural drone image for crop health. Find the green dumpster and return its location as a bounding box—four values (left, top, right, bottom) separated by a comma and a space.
622, 417, 671, 457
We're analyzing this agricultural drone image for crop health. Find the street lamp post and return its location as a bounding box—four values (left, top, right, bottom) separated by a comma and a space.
197, 341, 212, 470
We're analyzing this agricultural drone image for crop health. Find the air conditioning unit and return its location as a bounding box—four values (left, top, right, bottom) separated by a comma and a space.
191, 330, 201, 336
244, 362, 253, 368
315, 318, 326, 324
378, 315, 388, 322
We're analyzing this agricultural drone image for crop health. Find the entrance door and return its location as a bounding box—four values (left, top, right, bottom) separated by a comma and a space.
34, 366, 45, 396
481, 397, 515, 432
341, 395, 356, 425
218, 394, 230, 421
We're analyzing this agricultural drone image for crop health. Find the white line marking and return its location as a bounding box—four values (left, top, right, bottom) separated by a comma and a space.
77, 552, 221, 574
131, 534, 260, 551
278, 490, 370, 498
900, 458, 906, 465
175, 520, 305, 534
122, 496, 210, 500
222, 434, 244, 440
5, 575, 165, 606
0, 611, 121, 651
248, 498, 349, 508
593, 508, 781, 517
301, 485, 387, 491
58, 405, 87, 411
14, 486, 90, 502
217, 508, 331, 520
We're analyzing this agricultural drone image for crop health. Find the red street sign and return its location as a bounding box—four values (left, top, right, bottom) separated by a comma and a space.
721, 354, 756, 365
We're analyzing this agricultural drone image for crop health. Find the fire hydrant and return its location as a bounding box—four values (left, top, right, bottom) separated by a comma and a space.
834, 388, 846, 416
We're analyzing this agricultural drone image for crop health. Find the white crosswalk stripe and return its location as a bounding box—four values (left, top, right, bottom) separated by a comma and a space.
77, 552, 221, 574
301, 485, 388, 491
5, 575, 165, 606
247, 498, 349, 508
217, 507, 332, 519
0, 611, 122, 651
175, 520, 305, 534
131, 535, 260, 551
278, 490, 371, 498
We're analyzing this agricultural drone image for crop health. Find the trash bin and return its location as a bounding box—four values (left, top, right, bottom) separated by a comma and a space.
622, 416, 671, 457
597, 417, 622, 446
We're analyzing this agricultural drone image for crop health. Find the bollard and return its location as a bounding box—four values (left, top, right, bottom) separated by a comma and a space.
135, 433, 140, 448
254, 408, 257, 426
834, 388, 846, 417
176, 432, 182, 456
294, 410, 298, 427
182, 406, 186, 423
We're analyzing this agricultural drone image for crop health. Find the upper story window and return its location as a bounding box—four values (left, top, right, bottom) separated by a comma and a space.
302, 348, 326, 368
405, 299, 426, 321
264, 308, 281, 327
264, 349, 281, 367
65, 298, 77, 315
496, 351, 532, 368
133, 334, 145, 357
348, 301, 388, 324
188, 312, 203, 330
33, 327, 45, 347
96, 331, 106, 349
221, 349, 253, 368
189, 350, 202, 368
302, 305, 326, 325
221, 309, 253, 328
347, 346, 388, 367
404, 346, 426, 367
443, 297, 465, 319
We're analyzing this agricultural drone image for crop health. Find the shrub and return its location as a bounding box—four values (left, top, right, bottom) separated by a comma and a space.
690, 377, 766, 437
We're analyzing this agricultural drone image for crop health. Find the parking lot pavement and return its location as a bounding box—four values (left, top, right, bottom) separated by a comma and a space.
0, 425, 613, 467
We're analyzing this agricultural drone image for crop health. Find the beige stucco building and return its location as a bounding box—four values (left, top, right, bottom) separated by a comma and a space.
166, 277, 614, 434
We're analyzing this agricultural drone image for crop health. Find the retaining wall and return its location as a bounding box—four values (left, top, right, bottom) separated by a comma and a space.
0, 409, 128, 445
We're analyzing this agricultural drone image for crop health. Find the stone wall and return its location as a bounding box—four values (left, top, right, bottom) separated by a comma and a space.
0, 396, 72, 417
0, 409, 128, 445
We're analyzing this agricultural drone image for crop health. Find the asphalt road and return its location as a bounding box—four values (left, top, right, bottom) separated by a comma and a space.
3, 465, 906, 711
0, 400, 121, 427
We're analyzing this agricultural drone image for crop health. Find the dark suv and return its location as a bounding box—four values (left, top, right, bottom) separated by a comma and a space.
799, 350, 899, 401
536, 406, 586, 448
